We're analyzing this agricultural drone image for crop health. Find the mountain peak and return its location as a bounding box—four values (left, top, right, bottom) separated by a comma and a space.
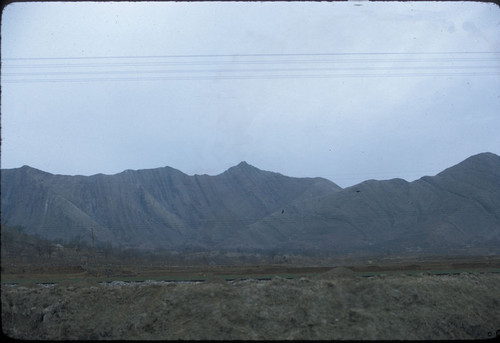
17, 165, 52, 176
223, 161, 270, 177
465, 152, 499, 163
236, 161, 250, 167
437, 152, 500, 177
228, 161, 258, 171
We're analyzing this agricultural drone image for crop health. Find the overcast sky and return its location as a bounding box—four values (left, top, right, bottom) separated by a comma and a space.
1, 1, 499, 187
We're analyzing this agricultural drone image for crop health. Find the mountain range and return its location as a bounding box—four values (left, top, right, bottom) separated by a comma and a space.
1, 152, 499, 256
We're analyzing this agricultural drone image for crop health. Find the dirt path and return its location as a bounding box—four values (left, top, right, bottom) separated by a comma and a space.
2, 272, 500, 340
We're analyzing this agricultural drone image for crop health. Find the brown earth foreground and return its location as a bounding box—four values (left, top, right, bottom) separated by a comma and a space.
2, 270, 500, 340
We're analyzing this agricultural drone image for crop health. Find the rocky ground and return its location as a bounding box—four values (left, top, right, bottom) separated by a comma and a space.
2, 270, 500, 340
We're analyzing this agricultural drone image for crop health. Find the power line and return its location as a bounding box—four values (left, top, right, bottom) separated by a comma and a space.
2, 51, 499, 83
3, 72, 497, 84
3, 56, 498, 68
4, 65, 496, 76
3, 51, 499, 60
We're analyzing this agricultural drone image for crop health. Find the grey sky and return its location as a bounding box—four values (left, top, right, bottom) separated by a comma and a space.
1, 1, 499, 187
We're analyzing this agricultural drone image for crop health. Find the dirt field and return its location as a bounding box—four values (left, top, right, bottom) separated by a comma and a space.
2, 270, 500, 340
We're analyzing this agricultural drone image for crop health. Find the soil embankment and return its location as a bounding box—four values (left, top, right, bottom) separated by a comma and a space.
2, 272, 500, 340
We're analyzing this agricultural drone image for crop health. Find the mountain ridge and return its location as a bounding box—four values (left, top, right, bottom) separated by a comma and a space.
1, 153, 499, 255
1, 161, 342, 250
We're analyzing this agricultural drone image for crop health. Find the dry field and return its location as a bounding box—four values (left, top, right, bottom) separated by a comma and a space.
2, 266, 500, 340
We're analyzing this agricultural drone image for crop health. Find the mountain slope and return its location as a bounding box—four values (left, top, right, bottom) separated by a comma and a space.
0, 162, 341, 249
228, 152, 500, 254
1, 153, 499, 255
